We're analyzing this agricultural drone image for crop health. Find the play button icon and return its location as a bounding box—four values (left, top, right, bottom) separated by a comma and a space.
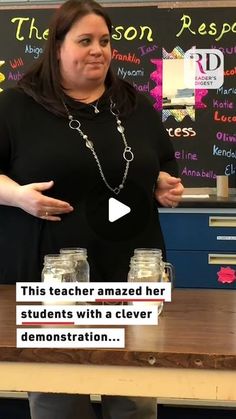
85, 180, 150, 241
108, 198, 131, 222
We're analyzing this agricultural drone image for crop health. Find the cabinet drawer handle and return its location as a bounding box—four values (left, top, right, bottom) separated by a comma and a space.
208, 254, 236, 265
209, 216, 236, 228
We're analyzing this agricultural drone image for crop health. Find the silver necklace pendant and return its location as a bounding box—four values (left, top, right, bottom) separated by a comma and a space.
123, 146, 134, 162
117, 125, 124, 134
113, 184, 124, 195
63, 99, 134, 195
91, 100, 99, 114
86, 140, 93, 149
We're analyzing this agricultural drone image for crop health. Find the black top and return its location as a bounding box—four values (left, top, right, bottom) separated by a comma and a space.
0, 88, 178, 284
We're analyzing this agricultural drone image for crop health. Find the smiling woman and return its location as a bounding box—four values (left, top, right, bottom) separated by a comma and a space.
0, 0, 183, 418
58, 13, 112, 100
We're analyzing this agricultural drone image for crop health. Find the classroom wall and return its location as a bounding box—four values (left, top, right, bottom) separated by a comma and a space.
0, 1, 235, 188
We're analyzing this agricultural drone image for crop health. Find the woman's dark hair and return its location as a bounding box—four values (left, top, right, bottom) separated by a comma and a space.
17, 0, 136, 117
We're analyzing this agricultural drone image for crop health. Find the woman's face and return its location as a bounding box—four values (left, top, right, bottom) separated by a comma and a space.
58, 13, 111, 93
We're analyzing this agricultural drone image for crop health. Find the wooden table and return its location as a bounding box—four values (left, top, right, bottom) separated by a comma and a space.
1, 285, 236, 405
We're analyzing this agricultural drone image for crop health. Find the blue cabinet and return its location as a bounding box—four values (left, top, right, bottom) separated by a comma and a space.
159, 208, 236, 289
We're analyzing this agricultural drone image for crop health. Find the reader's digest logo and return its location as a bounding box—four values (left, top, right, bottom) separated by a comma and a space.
184, 48, 224, 89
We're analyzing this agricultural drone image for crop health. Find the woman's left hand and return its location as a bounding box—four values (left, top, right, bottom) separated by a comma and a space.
154, 171, 184, 208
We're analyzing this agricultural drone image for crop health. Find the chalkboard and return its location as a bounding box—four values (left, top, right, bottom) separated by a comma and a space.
0, 4, 235, 187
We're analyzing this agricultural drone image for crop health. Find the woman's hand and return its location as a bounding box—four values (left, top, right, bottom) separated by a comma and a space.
16, 180, 74, 221
154, 171, 184, 208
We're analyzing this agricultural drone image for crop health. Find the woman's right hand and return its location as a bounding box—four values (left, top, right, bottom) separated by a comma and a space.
17, 180, 74, 221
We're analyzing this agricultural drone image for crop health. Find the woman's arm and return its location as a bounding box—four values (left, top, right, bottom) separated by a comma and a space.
0, 175, 73, 220
155, 171, 184, 208
0, 174, 22, 206
0, 90, 74, 220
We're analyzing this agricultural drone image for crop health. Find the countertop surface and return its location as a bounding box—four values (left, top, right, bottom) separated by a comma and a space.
1, 285, 236, 370
167, 188, 236, 209
180, 195, 236, 208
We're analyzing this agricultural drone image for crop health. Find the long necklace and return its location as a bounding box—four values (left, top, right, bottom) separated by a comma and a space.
63, 99, 134, 195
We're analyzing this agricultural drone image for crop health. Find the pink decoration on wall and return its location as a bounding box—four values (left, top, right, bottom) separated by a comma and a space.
150, 59, 163, 110
217, 266, 236, 284
195, 88, 208, 109
149, 46, 209, 115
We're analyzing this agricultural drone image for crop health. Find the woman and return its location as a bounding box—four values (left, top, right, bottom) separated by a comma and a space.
0, 0, 183, 418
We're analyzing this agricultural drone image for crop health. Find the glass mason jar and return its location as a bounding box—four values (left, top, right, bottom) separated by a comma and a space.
42, 254, 76, 283
129, 249, 163, 283
60, 248, 90, 283
132, 248, 174, 286
41, 254, 76, 305
128, 256, 164, 315
134, 248, 163, 257
128, 248, 175, 315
